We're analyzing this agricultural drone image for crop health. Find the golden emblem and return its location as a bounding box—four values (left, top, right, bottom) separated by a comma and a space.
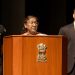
37, 43, 47, 62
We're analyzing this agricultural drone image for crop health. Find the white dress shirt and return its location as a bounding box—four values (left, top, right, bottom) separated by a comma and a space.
74, 21, 75, 29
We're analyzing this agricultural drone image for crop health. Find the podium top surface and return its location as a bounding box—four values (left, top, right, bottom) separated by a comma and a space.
4, 35, 64, 38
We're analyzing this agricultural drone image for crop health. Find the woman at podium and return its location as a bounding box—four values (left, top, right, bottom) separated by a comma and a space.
21, 15, 47, 35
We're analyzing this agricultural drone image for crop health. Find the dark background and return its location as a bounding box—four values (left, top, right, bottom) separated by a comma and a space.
0, 0, 75, 35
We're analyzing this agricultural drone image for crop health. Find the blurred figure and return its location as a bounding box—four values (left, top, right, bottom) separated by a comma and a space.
59, 9, 75, 75
0, 25, 6, 75
21, 15, 47, 35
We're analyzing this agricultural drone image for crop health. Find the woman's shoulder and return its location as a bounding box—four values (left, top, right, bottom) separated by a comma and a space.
36, 33, 47, 36
21, 33, 28, 35
21, 32, 47, 36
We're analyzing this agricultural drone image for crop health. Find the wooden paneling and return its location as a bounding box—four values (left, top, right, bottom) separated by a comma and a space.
3, 35, 67, 75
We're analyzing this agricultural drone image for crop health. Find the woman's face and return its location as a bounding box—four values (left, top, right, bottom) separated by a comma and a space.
24, 17, 38, 34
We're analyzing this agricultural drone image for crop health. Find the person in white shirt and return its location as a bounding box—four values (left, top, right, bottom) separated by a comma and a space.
21, 15, 47, 36
59, 9, 75, 75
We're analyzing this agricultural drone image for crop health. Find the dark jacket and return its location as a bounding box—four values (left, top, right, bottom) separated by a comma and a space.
59, 23, 75, 74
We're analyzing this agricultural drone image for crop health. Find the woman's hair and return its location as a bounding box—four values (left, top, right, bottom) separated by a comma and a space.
24, 15, 38, 24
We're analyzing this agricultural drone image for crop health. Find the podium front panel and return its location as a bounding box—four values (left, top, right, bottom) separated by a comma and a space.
3, 35, 67, 75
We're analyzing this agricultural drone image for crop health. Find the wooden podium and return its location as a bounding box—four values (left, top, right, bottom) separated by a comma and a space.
3, 35, 67, 75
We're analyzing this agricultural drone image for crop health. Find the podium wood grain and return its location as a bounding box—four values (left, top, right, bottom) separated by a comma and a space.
3, 35, 67, 75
